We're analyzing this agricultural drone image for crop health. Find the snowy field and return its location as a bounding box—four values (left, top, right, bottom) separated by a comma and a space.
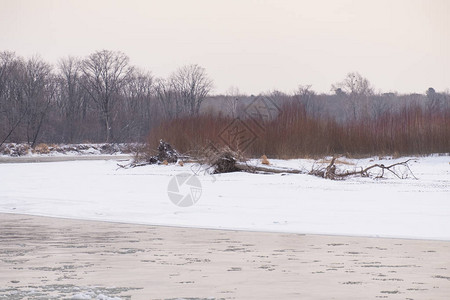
0, 156, 449, 240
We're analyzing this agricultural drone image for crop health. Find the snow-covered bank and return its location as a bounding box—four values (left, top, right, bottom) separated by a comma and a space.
0, 143, 139, 157
0, 156, 449, 240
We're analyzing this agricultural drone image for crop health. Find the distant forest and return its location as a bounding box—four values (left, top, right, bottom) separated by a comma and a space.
0, 50, 449, 156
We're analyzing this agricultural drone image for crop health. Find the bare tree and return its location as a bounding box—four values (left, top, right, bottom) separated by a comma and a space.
170, 64, 213, 116
225, 86, 241, 118
119, 68, 154, 140
425, 87, 443, 113
332, 72, 374, 119
56, 56, 87, 142
0, 52, 28, 146
81, 50, 133, 142
443, 89, 450, 111
154, 77, 178, 119
332, 72, 373, 96
294, 85, 317, 115
22, 56, 55, 147
370, 93, 394, 119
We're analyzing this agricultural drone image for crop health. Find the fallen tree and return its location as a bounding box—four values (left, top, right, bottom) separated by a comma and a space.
308, 157, 417, 180
211, 151, 417, 180
206, 149, 416, 180
122, 141, 417, 180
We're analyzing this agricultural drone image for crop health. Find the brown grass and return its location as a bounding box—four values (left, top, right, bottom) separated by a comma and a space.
317, 158, 355, 165
33, 143, 50, 154
147, 102, 450, 158
261, 155, 270, 165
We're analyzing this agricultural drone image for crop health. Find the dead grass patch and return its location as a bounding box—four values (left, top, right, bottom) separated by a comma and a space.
33, 143, 50, 154
317, 158, 355, 166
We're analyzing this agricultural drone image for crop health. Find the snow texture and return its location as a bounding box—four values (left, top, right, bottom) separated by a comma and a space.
0, 156, 449, 240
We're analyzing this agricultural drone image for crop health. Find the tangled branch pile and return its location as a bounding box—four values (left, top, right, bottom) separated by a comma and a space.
123, 140, 416, 180
206, 151, 416, 180
119, 140, 179, 168
309, 157, 417, 179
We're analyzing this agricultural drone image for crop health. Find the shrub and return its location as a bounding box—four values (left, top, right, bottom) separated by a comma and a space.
147, 102, 450, 158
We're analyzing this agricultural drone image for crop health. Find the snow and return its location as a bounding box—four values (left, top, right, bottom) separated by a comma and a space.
71, 292, 121, 300
0, 156, 449, 240
72, 293, 93, 300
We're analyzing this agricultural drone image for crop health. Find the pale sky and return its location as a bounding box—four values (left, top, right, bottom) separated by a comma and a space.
0, 0, 449, 95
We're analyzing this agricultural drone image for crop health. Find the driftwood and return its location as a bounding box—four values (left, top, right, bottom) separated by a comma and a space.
211, 151, 240, 174
235, 162, 303, 174
121, 141, 416, 180
201, 149, 302, 174
309, 157, 417, 180
211, 151, 416, 180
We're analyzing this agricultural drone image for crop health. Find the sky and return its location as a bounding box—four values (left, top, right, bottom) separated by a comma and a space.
0, 0, 449, 95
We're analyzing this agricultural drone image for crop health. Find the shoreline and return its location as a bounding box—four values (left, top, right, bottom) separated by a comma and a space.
0, 154, 132, 164
3, 211, 450, 243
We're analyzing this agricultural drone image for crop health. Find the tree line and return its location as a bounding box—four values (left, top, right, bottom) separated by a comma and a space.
1, 50, 448, 147
0, 50, 212, 146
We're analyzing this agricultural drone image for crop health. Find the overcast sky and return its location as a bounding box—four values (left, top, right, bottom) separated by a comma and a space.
1, 0, 449, 95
